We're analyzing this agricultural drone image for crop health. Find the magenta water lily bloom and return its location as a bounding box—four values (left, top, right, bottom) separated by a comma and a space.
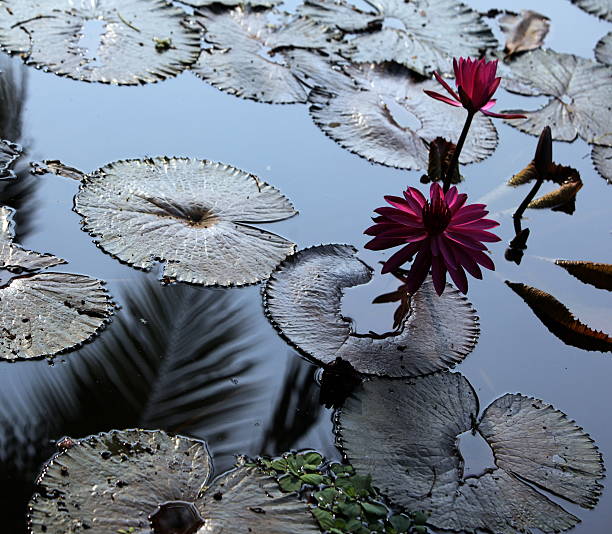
365, 183, 501, 296
425, 57, 526, 119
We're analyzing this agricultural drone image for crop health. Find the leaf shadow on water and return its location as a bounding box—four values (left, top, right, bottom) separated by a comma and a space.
0, 275, 308, 533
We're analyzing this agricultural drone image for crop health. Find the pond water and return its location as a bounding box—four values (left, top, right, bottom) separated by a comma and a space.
0, 0, 610, 533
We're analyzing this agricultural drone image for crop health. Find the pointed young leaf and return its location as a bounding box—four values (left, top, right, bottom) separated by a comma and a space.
555, 260, 612, 291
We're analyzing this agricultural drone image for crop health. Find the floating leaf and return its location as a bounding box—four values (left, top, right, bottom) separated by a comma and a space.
42, 157, 297, 286
0, 139, 21, 179
570, 0, 612, 21
264, 244, 479, 377
595, 31, 612, 65
309, 62, 498, 170
555, 260, 612, 291
297, 0, 496, 76
502, 49, 612, 145
28, 429, 213, 534
0, 206, 114, 360
337, 372, 604, 533
528, 179, 582, 213
498, 10, 550, 56
193, 6, 334, 103
592, 144, 612, 183
179, 0, 281, 7
506, 281, 612, 352
0, 0, 201, 85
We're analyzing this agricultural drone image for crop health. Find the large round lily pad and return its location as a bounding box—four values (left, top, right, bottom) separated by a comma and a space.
595, 31, 612, 65
0, 206, 114, 361
0, 0, 201, 85
193, 6, 334, 104
502, 49, 612, 146
338, 372, 604, 533
592, 144, 612, 183
69, 157, 297, 286
264, 245, 479, 377
570, 0, 612, 21
297, 0, 496, 76
309, 62, 498, 170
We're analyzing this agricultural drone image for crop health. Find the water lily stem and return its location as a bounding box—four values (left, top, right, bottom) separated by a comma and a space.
443, 111, 474, 193
512, 176, 545, 235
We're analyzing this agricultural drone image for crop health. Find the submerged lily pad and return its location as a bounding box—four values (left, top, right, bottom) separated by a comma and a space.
595, 31, 612, 65
570, 0, 612, 21
0, 206, 114, 360
297, 0, 496, 75
28, 430, 319, 534
43, 157, 297, 286
309, 62, 498, 170
264, 244, 479, 377
0, 0, 201, 85
592, 144, 612, 183
502, 49, 612, 145
338, 372, 604, 533
0, 139, 21, 179
193, 6, 334, 104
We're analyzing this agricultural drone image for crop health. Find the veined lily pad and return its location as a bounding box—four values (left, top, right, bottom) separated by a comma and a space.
592, 144, 612, 183
297, 0, 496, 76
0, 206, 114, 360
502, 49, 612, 146
0, 139, 21, 179
41, 157, 297, 286
337, 372, 604, 533
595, 31, 612, 65
570, 0, 612, 21
193, 6, 334, 104
309, 62, 498, 170
180, 0, 281, 6
0, 0, 201, 85
28, 430, 319, 534
264, 245, 479, 377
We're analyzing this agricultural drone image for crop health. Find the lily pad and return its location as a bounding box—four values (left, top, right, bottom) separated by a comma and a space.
0, 139, 21, 179
309, 62, 498, 170
570, 0, 612, 21
180, 0, 281, 6
297, 0, 496, 76
502, 49, 612, 146
0, 0, 201, 85
556, 260, 612, 291
264, 244, 479, 377
592, 144, 612, 183
42, 157, 297, 286
498, 10, 550, 56
595, 31, 612, 65
193, 6, 335, 104
337, 372, 604, 533
0, 206, 114, 360
28, 429, 213, 534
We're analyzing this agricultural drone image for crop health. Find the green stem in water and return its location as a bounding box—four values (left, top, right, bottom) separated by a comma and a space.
443, 111, 474, 193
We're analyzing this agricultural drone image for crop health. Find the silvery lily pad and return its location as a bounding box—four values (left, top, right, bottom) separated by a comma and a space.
502, 49, 612, 146
297, 0, 496, 76
309, 62, 498, 170
180, 0, 281, 6
571, 0, 612, 21
264, 245, 479, 377
338, 372, 604, 533
0, 139, 21, 179
595, 31, 612, 65
0, 0, 201, 85
0, 206, 114, 361
592, 144, 612, 183
193, 6, 335, 104
42, 157, 297, 286
28, 429, 319, 534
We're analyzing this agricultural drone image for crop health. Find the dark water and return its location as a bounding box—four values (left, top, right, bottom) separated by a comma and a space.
0, 0, 610, 532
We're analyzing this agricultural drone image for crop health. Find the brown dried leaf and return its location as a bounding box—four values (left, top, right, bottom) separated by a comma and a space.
555, 260, 612, 291
528, 178, 583, 213
499, 10, 550, 56
506, 281, 612, 352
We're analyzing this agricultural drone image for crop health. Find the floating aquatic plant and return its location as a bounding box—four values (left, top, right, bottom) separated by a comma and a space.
0, 139, 21, 179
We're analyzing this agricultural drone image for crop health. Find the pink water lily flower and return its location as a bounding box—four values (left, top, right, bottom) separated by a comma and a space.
364, 183, 501, 295
425, 57, 526, 119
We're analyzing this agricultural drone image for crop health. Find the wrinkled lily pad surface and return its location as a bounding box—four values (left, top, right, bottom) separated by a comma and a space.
193, 6, 334, 103
592, 144, 612, 183
48, 157, 297, 286
0, 139, 21, 179
309, 62, 498, 170
570, 0, 612, 21
297, 0, 496, 75
0, 206, 113, 361
180, 0, 281, 6
503, 49, 612, 145
28, 429, 318, 534
0, 0, 201, 85
338, 372, 604, 533
595, 31, 612, 65
264, 244, 479, 377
